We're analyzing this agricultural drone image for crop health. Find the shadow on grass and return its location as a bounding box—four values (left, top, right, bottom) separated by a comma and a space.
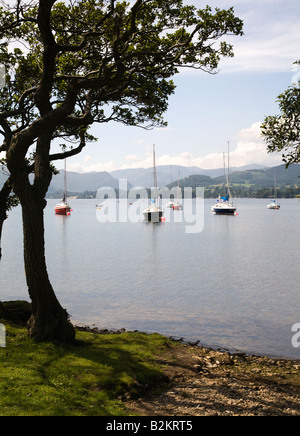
0, 302, 170, 416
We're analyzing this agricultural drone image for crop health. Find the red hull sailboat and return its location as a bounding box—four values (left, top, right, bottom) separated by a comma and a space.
55, 160, 71, 215
55, 198, 71, 215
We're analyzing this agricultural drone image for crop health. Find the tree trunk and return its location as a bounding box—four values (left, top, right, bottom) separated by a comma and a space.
21, 194, 75, 342
7, 128, 76, 343
0, 301, 5, 318
0, 210, 6, 261
0, 180, 12, 261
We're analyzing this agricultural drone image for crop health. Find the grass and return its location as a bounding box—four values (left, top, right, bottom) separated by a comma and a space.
0, 322, 171, 416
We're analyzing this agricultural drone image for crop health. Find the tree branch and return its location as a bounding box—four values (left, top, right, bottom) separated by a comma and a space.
34, 0, 59, 115
49, 134, 86, 161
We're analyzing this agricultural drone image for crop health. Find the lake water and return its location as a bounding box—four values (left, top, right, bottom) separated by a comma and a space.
0, 198, 299, 359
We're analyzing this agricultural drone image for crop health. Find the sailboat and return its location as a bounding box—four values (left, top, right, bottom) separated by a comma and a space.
267, 175, 280, 210
143, 145, 164, 222
173, 171, 183, 210
211, 143, 236, 215
267, 200, 280, 210
166, 166, 175, 208
55, 160, 71, 215
166, 199, 175, 208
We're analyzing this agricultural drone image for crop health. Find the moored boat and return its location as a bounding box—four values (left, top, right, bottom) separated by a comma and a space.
267, 201, 280, 210
143, 204, 163, 222
211, 195, 236, 215
211, 143, 236, 215
172, 171, 183, 210
55, 159, 71, 215
267, 175, 280, 210
143, 145, 164, 222
166, 200, 175, 208
55, 199, 71, 215
173, 202, 183, 210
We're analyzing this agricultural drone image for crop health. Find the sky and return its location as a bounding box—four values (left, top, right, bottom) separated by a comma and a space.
16, 0, 300, 172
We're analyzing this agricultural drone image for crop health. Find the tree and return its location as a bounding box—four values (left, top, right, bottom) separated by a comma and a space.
261, 60, 300, 167
0, 0, 243, 342
0, 177, 18, 261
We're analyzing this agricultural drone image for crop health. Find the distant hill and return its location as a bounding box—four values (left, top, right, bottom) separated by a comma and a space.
110, 164, 266, 188
48, 170, 124, 195
0, 169, 125, 197
1, 163, 299, 198
177, 164, 300, 188
110, 165, 202, 188
172, 164, 300, 198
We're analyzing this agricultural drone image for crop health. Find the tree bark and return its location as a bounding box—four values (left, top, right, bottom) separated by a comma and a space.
21, 191, 75, 342
0, 180, 11, 261
7, 128, 75, 342
0, 301, 5, 318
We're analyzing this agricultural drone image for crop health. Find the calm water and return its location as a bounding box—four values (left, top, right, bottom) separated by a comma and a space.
0, 198, 299, 359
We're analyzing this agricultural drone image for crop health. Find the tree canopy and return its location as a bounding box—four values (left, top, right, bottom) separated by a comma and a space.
261, 61, 300, 167
0, 0, 243, 152
0, 0, 243, 341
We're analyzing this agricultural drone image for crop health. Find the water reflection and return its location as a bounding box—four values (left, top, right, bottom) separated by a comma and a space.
0, 199, 299, 358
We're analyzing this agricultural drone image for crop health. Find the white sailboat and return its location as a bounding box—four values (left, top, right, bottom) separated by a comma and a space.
173, 171, 183, 210
166, 199, 175, 208
267, 201, 280, 210
166, 165, 175, 208
211, 143, 236, 215
143, 145, 164, 222
267, 175, 280, 210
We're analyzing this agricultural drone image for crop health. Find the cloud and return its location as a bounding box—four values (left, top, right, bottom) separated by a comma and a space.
230, 122, 281, 167
122, 1, 300, 75
83, 155, 92, 163
194, 122, 283, 169
199, 0, 300, 74
69, 121, 285, 173
68, 160, 117, 173
224, 23, 300, 74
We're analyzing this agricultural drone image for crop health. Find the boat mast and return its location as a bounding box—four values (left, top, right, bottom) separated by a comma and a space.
226, 141, 232, 200
64, 159, 67, 203
223, 152, 226, 195
177, 171, 180, 203
153, 144, 158, 206
274, 174, 278, 204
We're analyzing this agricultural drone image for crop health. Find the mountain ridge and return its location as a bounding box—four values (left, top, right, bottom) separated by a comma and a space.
110, 163, 267, 188
1, 163, 299, 198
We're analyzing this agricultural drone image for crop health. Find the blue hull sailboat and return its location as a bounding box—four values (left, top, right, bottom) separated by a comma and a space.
211, 143, 236, 215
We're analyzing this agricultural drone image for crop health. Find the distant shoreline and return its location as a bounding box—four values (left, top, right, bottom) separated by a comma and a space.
74, 323, 299, 362
2, 301, 299, 362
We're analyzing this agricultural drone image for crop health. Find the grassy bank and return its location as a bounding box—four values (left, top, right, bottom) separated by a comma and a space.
0, 321, 170, 416
1, 303, 300, 416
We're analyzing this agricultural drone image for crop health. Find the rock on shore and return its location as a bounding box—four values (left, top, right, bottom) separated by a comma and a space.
125, 341, 300, 416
